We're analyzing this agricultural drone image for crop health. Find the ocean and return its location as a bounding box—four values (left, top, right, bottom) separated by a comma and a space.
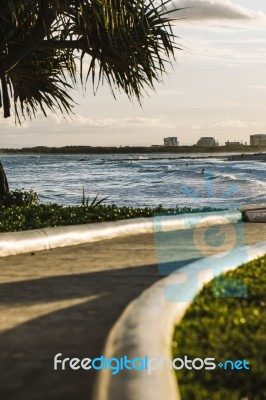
1, 153, 265, 208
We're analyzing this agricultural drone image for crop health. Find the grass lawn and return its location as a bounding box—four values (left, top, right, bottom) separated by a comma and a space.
172, 254, 266, 400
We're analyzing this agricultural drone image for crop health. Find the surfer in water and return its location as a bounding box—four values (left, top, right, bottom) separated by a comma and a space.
201, 168, 205, 174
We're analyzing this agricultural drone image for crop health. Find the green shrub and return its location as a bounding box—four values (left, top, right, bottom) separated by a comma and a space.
172, 255, 266, 400
81, 188, 108, 208
0, 189, 39, 207
0, 202, 223, 232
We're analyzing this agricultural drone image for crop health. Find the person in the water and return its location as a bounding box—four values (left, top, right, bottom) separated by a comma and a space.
201, 168, 205, 174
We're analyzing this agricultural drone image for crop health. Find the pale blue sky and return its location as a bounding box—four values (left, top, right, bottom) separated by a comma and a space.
1, 0, 266, 147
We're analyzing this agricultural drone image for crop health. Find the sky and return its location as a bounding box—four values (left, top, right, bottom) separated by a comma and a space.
1, 0, 266, 148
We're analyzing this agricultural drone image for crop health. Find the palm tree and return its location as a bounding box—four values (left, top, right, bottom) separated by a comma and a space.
0, 0, 179, 195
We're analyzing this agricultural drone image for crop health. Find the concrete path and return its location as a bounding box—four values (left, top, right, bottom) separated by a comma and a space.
0, 223, 265, 400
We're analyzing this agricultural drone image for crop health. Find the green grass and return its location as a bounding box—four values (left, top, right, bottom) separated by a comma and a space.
172, 254, 266, 400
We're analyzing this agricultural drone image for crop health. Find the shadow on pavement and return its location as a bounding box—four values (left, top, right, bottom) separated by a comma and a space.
1, 264, 161, 400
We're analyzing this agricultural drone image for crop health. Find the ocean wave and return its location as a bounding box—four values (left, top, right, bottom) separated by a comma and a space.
137, 168, 157, 173
205, 174, 249, 183
4, 154, 265, 207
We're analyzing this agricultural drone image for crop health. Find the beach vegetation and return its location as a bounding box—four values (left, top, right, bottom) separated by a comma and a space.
172, 255, 266, 400
0, 189, 223, 232
81, 187, 108, 209
0, 189, 39, 207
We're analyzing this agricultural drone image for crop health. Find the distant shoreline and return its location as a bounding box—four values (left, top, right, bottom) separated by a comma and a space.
1, 145, 266, 156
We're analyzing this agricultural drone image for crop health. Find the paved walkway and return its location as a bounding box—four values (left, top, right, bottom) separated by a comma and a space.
0, 223, 265, 400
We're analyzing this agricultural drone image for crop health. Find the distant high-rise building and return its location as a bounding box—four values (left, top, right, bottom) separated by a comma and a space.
250, 134, 266, 146
197, 137, 217, 147
225, 141, 242, 147
164, 137, 179, 147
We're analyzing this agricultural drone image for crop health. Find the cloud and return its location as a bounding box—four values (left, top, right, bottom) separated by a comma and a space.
249, 85, 266, 90
190, 124, 202, 130
51, 114, 175, 130
175, 34, 266, 67
0, 115, 29, 129
212, 119, 265, 129
0, 112, 175, 136
171, 0, 266, 22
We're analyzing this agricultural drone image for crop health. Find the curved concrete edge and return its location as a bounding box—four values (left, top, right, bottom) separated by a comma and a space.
240, 204, 266, 211
93, 241, 266, 400
0, 209, 241, 257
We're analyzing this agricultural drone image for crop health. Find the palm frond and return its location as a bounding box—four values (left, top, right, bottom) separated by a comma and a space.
0, 0, 180, 120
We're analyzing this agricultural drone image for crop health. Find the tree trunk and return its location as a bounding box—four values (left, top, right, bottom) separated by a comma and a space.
0, 161, 9, 197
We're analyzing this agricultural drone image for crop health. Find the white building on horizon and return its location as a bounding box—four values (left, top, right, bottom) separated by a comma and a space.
164, 137, 179, 147
250, 134, 266, 146
225, 141, 242, 147
197, 137, 217, 147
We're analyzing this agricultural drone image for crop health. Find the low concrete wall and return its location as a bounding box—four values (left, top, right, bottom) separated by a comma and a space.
93, 242, 266, 400
0, 210, 242, 257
